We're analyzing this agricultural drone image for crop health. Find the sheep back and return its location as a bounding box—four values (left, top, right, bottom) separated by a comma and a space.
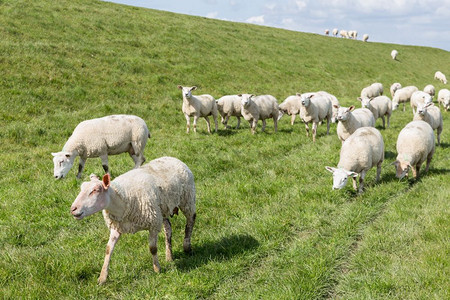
279, 95, 301, 115
216, 95, 242, 118
396, 121, 434, 167
253, 95, 279, 120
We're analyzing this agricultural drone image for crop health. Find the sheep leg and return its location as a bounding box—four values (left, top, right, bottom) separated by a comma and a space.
185, 115, 190, 133
261, 119, 266, 132
312, 122, 318, 143
425, 152, 433, 173
100, 155, 109, 174
411, 165, 418, 179
403, 102, 406, 112
98, 228, 121, 285
351, 176, 358, 191
326, 117, 330, 135
387, 115, 390, 128
358, 170, 367, 194
213, 113, 218, 133
76, 157, 86, 179
223, 115, 229, 128
204, 116, 211, 134
273, 116, 278, 132
163, 218, 173, 261
193, 115, 199, 133
236, 117, 241, 129
251, 120, 257, 134
149, 231, 161, 273
183, 212, 196, 253
381, 116, 385, 128
290, 114, 296, 126
376, 162, 382, 182
437, 128, 442, 146
304, 123, 310, 137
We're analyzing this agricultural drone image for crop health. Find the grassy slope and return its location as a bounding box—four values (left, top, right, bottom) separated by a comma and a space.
0, 0, 449, 298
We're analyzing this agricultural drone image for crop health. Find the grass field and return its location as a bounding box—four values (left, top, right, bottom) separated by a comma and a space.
0, 0, 449, 298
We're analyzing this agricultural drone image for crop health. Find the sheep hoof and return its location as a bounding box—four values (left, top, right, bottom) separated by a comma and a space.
97, 276, 107, 285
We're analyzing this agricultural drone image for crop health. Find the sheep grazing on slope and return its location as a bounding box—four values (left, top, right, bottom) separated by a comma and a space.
326, 127, 384, 194
298, 93, 332, 142
325, 29, 330, 35
335, 105, 375, 143
437, 88, 450, 111
332, 28, 339, 37
340, 30, 349, 38
239, 94, 279, 134
434, 71, 448, 84
414, 102, 443, 146
317, 91, 340, 123
391, 50, 398, 60
216, 95, 242, 129
410, 91, 433, 115
358, 95, 392, 128
361, 83, 383, 99
52, 115, 150, 179
363, 34, 369, 42
423, 84, 435, 98
392, 86, 419, 111
70, 157, 196, 285
348, 30, 358, 39
178, 85, 218, 134
278, 94, 302, 125
392, 121, 435, 179
390, 82, 402, 98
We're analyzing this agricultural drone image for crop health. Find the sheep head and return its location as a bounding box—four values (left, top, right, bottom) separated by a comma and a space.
239, 94, 254, 108
325, 166, 358, 190
52, 151, 76, 179
336, 105, 355, 121
178, 85, 197, 99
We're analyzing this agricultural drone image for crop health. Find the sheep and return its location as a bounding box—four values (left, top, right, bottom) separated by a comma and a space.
239, 94, 279, 134
391, 50, 398, 60
339, 30, 349, 38
325, 29, 330, 35
357, 95, 392, 128
278, 94, 302, 125
413, 102, 443, 146
390, 82, 402, 98
392, 121, 435, 179
335, 105, 375, 143
298, 93, 332, 142
52, 115, 150, 180
423, 84, 435, 98
332, 28, 338, 37
363, 34, 369, 42
348, 30, 358, 39
216, 95, 242, 129
325, 127, 384, 194
392, 86, 419, 111
410, 91, 433, 115
437, 88, 450, 111
178, 85, 218, 134
317, 91, 340, 123
70, 156, 196, 285
360, 82, 383, 99
434, 71, 448, 84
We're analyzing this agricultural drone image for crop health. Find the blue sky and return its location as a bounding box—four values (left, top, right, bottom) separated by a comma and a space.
105, 0, 450, 51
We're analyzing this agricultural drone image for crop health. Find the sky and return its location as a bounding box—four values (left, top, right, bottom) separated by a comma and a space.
105, 0, 450, 51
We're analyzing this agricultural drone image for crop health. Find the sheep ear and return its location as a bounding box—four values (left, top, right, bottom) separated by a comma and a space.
357, 97, 362, 102
102, 174, 111, 190
347, 171, 358, 178
237, 94, 242, 97
177, 85, 183, 90
90, 174, 99, 180
348, 105, 355, 111
333, 105, 339, 109
51, 152, 59, 157
325, 166, 336, 173
296, 93, 301, 97
191, 86, 197, 91
390, 160, 399, 166
424, 102, 433, 108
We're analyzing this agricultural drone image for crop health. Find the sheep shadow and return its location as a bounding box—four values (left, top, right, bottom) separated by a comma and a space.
174, 234, 259, 272
438, 142, 449, 149
384, 151, 397, 160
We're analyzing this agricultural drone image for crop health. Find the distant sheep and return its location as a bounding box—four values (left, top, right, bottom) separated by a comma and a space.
363, 34, 369, 42
332, 28, 338, 37
335, 105, 375, 143
298, 93, 332, 142
358, 95, 392, 128
414, 102, 443, 146
240, 94, 279, 134
52, 115, 150, 179
326, 127, 384, 194
325, 29, 330, 35
178, 85, 218, 134
410, 91, 433, 115
437, 88, 450, 111
278, 94, 302, 125
390, 82, 402, 98
339, 30, 349, 38
434, 71, 448, 84
391, 50, 398, 60
423, 84, 435, 98
361, 82, 383, 99
392, 86, 419, 111
216, 95, 242, 129
348, 30, 358, 39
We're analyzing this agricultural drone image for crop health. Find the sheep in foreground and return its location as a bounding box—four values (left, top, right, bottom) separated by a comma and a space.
423, 84, 435, 98
240, 94, 279, 134
325, 29, 330, 35
317, 91, 340, 123
392, 86, 419, 111
278, 94, 301, 125
363, 34, 369, 42
437, 88, 450, 111
216, 95, 242, 129
410, 91, 433, 115
358, 95, 392, 128
414, 102, 443, 146
390, 82, 402, 98
178, 85, 218, 134
335, 105, 375, 143
361, 83, 383, 99
326, 127, 384, 194
392, 121, 434, 179
70, 156, 196, 285
332, 28, 338, 36
391, 50, 398, 60
52, 115, 150, 179
434, 71, 448, 84
298, 93, 332, 142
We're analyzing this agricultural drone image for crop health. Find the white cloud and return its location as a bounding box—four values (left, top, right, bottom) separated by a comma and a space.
295, 0, 307, 10
265, 3, 276, 10
246, 15, 265, 25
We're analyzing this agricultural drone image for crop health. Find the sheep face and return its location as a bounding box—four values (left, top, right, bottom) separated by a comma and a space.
392, 160, 410, 179
325, 167, 358, 190
52, 152, 76, 179
240, 94, 254, 108
358, 97, 371, 109
70, 174, 111, 220
299, 94, 312, 108
416, 102, 433, 116
392, 102, 400, 111
178, 85, 197, 99
336, 105, 355, 121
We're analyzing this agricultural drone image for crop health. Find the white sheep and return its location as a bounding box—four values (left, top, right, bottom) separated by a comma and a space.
423, 84, 435, 98
391, 50, 398, 60
70, 156, 196, 285
335, 105, 375, 143
52, 115, 150, 180
363, 34, 369, 42
317, 91, 340, 123
239, 94, 279, 134
278, 94, 302, 125
358, 95, 392, 128
392, 121, 435, 179
410, 91, 433, 115
434, 71, 448, 84
325, 29, 330, 35
360, 82, 383, 99
332, 28, 338, 37
298, 93, 332, 142
216, 95, 242, 129
437, 88, 450, 111
392, 86, 419, 111
326, 127, 384, 194
348, 30, 358, 39
339, 30, 349, 38
178, 85, 218, 134
413, 102, 443, 146
390, 82, 402, 98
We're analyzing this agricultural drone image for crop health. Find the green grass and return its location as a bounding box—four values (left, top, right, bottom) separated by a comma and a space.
0, 0, 449, 299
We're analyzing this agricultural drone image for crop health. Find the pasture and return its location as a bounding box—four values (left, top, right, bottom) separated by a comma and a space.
0, 0, 449, 298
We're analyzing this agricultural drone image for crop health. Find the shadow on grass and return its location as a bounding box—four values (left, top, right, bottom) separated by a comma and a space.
438, 142, 449, 149
385, 151, 397, 160
174, 234, 259, 272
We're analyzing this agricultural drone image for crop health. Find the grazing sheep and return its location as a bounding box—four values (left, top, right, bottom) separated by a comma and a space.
348, 30, 358, 39
298, 93, 332, 142
325, 29, 330, 35
423, 84, 435, 98
434, 71, 448, 84
363, 34, 369, 42
437, 88, 450, 111
239, 94, 279, 134
339, 30, 349, 38
326, 127, 384, 194
392, 121, 435, 179
70, 157, 196, 285
332, 28, 338, 36
216, 95, 242, 129
52, 115, 150, 180
178, 85, 218, 134
390, 82, 402, 98
410, 91, 433, 114
317, 91, 340, 123
392, 86, 419, 111
414, 102, 443, 146
335, 105, 375, 143
361, 82, 383, 99
358, 95, 392, 128
278, 94, 302, 125
391, 50, 398, 60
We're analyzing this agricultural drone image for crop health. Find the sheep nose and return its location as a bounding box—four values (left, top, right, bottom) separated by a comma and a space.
71, 206, 78, 214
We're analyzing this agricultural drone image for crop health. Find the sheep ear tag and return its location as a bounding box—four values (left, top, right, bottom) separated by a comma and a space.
102, 174, 111, 190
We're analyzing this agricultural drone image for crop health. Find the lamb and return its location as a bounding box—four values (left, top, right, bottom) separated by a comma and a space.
326, 127, 384, 194
363, 34, 369, 42
391, 50, 398, 60
423, 84, 435, 98
437, 88, 450, 111
70, 156, 196, 285
52, 115, 150, 180
298, 93, 332, 142
357, 95, 392, 128
216, 95, 242, 129
278, 94, 302, 125
390, 82, 402, 98
413, 102, 443, 146
178, 85, 218, 134
392, 121, 435, 179
410, 91, 433, 115
239, 94, 279, 134
332, 28, 338, 37
392, 86, 419, 111
339, 30, 349, 38
434, 71, 448, 84
325, 29, 330, 35
360, 82, 383, 99
335, 105, 375, 143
